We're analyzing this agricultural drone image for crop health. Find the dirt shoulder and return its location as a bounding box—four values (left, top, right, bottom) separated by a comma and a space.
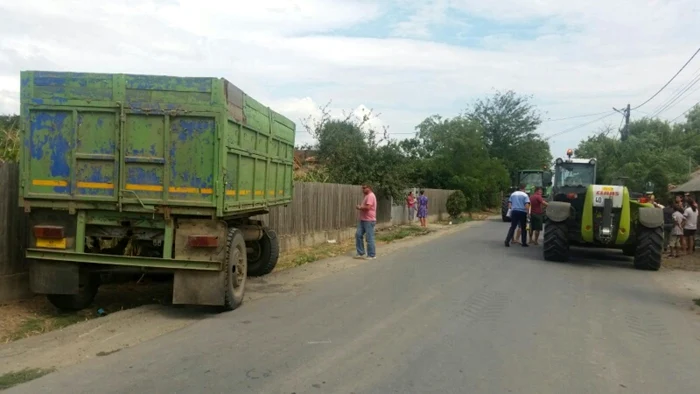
0, 218, 486, 376
657, 252, 700, 313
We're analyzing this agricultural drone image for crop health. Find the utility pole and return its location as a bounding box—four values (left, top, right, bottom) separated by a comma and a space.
613, 104, 631, 141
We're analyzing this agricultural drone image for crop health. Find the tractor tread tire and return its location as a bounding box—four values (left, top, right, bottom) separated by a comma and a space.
247, 228, 280, 277
543, 221, 569, 262
633, 226, 663, 271
501, 198, 511, 222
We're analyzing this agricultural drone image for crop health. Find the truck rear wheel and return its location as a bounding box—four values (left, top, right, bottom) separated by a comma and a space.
543, 221, 569, 262
246, 228, 280, 277
223, 228, 247, 311
633, 226, 663, 271
46, 272, 100, 311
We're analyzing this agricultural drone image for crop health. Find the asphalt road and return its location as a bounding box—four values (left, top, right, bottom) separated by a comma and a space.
11, 219, 700, 393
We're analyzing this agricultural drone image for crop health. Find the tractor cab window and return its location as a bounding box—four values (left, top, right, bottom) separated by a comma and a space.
555, 163, 595, 187
519, 172, 543, 186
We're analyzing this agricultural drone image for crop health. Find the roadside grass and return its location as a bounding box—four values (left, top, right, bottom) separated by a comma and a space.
376, 226, 431, 243
0, 368, 55, 390
694, 299, 700, 307
0, 280, 172, 344
275, 224, 439, 272
275, 241, 354, 272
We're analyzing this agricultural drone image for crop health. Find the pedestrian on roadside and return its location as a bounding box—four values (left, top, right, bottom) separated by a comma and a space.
675, 194, 684, 206
355, 184, 377, 260
505, 184, 530, 247
406, 191, 416, 223
417, 190, 429, 227
528, 186, 548, 245
683, 198, 698, 254
670, 203, 686, 258
662, 199, 675, 253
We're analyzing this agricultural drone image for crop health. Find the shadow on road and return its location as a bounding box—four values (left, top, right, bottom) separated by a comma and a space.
499, 241, 637, 271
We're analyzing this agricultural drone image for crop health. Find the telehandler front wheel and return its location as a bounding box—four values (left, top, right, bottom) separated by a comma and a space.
543, 221, 569, 262
633, 226, 663, 271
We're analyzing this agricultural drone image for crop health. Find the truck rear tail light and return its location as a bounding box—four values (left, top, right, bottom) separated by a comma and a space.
188, 235, 219, 248
33, 225, 65, 239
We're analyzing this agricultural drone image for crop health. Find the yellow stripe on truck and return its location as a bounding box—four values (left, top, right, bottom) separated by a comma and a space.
34, 180, 217, 194
32, 179, 68, 187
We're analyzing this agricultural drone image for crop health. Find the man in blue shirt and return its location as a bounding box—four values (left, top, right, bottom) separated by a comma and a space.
505, 184, 531, 247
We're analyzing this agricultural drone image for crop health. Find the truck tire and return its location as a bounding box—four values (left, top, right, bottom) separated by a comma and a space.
46, 272, 100, 311
543, 221, 569, 262
633, 226, 663, 271
246, 228, 280, 277
223, 228, 247, 311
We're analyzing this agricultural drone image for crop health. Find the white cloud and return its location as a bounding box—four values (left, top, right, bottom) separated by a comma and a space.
0, 0, 699, 156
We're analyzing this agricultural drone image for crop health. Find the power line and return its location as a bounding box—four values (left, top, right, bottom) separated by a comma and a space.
545, 111, 618, 140
631, 47, 700, 110
670, 100, 700, 123
542, 111, 612, 122
648, 66, 700, 117
650, 78, 700, 118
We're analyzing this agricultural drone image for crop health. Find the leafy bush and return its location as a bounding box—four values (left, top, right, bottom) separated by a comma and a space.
0, 126, 19, 163
446, 190, 468, 218
0, 115, 20, 163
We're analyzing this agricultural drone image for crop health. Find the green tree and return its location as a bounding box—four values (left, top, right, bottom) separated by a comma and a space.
467, 90, 552, 173
301, 102, 411, 199
405, 114, 510, 209
576, 117, 697, 192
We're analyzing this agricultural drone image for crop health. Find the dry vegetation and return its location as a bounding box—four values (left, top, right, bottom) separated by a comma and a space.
662, 251, 700, 272
0, 280, 172, 344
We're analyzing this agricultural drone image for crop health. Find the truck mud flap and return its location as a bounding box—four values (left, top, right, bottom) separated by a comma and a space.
173, 270, 226, 306
29, 261, 79, 295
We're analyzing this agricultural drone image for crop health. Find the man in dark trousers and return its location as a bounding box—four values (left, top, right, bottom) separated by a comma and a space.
505, 183, 531, 247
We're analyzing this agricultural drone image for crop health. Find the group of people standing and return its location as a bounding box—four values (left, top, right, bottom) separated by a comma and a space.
663, 194, 698, 258
406, 190, 429, 227
504, 184, 547, 247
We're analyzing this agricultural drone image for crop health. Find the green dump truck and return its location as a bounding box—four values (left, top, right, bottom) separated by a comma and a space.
18, 71, 295, 311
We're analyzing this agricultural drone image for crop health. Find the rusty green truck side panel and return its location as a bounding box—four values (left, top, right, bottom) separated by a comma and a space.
19, 71, 295, 217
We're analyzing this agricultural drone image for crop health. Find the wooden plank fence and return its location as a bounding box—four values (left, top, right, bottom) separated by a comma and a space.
0, 162, 30, 302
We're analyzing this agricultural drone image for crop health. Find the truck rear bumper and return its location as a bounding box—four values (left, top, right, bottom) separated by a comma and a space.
26, 249, 221, 271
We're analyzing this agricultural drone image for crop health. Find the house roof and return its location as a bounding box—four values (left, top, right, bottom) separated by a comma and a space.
671, 168, 700, 193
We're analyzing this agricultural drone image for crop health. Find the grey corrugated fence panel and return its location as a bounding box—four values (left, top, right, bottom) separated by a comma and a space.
0, 162, 26, 276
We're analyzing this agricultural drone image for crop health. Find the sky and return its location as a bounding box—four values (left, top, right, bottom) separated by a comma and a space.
1, 0, 699, 158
